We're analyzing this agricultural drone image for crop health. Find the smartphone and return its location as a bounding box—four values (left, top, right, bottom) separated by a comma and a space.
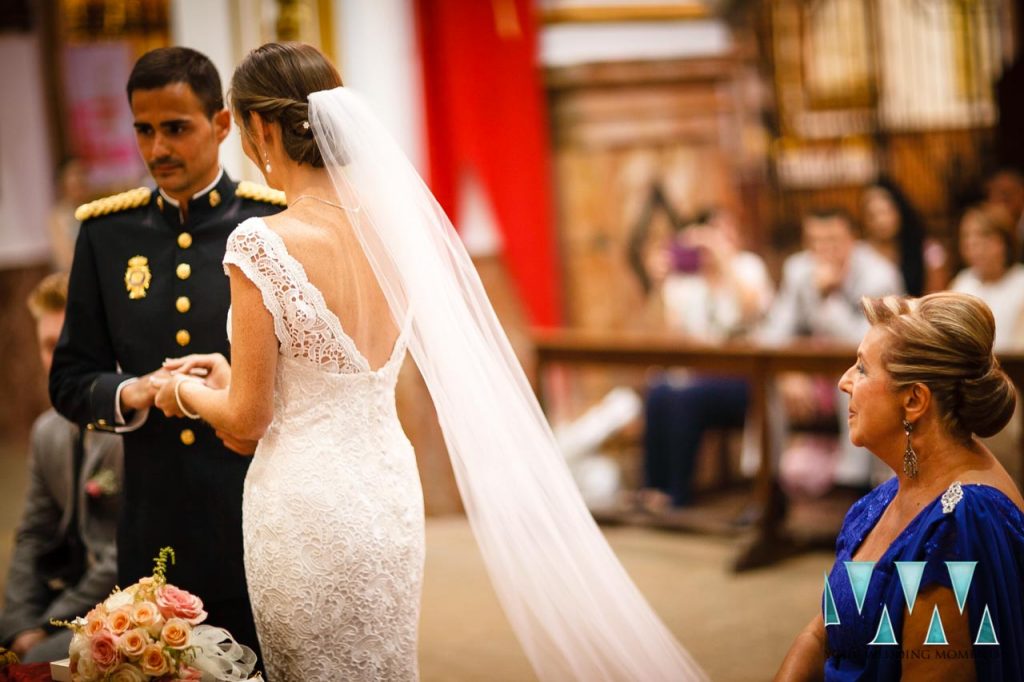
668, 243, 702, 273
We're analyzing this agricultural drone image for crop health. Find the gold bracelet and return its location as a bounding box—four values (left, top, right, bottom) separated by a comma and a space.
174, 376, 201, 420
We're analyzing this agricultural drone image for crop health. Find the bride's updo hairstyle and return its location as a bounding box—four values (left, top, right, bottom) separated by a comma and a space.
229, 42, 342, 168
863, 292, 1016, 440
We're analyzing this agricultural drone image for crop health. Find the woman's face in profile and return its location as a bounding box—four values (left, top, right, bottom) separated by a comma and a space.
839, 326, 904, 452
862, 187, 901, 242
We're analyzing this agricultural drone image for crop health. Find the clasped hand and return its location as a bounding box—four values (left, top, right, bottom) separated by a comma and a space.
150, 353, 230, 417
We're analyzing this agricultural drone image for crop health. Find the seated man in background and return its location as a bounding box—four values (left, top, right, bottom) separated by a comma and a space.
759, 209, 904, 493
0, 274, 122, 663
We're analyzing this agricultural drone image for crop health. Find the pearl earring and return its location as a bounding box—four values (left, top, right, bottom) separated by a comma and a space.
264, 154, 272, 174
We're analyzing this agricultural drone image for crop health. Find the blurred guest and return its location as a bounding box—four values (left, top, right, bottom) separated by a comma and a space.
640, 209, 773, 509
760, 209, 903, 490
984, 166, 1024, 246
0, 274, 122, 663
951, 203, 1024, 351
861, 177, 947, 295
777, 293, 1024, 680
47, 159, 90, 271
950, 202, 1024, 481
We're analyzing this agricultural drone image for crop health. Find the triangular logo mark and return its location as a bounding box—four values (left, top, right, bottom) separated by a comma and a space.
924, 604, 948, 645
823, 572, 841, 626
895, 561, 926, 613
845, 561, 875, 615
869, 605, 898, 645
946, 562, 977, 614
975, 605, 999, 645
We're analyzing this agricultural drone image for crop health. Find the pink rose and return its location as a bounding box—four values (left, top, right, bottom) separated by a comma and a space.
107, 607, 133, 635
155, 585, 207, 625
139, 643, 171, 677
176, 664, 204, 680
85, 481, 102, 497
118, 628, 150, 659
160, 618, 191, 649
89, 629, 121, 671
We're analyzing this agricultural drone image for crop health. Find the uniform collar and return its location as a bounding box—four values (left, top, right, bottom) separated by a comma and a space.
155, 169, 233, 226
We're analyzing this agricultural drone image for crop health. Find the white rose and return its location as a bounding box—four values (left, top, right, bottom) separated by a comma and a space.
69, 633, 89, 660
76, 652, 99, 680
103, 589, 134, 611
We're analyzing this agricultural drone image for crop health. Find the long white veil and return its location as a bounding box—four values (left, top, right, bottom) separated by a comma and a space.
309, 86, 706, 682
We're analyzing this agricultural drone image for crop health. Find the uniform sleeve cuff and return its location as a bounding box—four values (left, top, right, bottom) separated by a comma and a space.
113, 378, 149, 432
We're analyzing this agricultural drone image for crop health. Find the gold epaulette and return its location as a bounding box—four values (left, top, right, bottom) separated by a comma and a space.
74, 187, 152, 222
236, 180, 287, 207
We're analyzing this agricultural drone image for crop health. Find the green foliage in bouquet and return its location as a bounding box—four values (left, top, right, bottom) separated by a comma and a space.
0, 646, 20, 667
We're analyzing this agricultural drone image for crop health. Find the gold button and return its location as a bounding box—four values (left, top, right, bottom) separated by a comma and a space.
86, 424, 95, 431
176, 263, 191, 280
97, 419, 107, 426
176, 296, 191, 313
180, 429, 196, 446
176, 329, 191, 346
177, 232, 193, 249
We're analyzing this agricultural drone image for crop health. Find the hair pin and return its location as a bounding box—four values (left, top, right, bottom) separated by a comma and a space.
301, 121, 310, 130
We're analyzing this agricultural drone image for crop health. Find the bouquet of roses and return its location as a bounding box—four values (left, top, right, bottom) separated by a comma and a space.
54, 548, 258, 682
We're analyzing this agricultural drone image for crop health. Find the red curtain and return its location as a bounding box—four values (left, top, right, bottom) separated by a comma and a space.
414, 0, 562, 327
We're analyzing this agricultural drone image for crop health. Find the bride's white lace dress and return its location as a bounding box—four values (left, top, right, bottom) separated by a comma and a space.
223, 217, 425, 681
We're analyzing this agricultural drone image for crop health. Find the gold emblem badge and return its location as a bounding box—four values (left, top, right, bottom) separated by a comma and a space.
125, 256, 152, 299
209, 189, 221, 207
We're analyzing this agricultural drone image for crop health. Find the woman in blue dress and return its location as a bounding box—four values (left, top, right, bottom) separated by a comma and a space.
776, 291, 1024, 680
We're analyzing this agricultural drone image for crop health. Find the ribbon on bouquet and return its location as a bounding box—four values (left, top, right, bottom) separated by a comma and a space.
189, 626, 259, 681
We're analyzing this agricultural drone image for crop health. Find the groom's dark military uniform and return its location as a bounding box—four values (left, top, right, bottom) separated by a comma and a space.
50, 173, 284, 655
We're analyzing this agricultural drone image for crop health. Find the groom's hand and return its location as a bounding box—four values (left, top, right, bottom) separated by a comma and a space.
216, 429, 258, 456
120, 368, 172, 413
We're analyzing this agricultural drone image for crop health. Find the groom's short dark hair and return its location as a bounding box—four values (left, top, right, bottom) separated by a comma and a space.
126, 47, 224, 117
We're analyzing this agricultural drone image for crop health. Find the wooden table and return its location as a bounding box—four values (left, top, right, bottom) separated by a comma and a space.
532, 328, 1024, 571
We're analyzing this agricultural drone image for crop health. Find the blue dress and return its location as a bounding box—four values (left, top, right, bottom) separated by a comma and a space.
824, 478, 1024, 680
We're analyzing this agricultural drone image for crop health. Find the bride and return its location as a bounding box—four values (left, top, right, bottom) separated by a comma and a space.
154, 42, 705, 682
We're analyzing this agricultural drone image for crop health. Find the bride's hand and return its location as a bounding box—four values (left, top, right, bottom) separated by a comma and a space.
152, 374, 189, 418
164, 353, 231, 390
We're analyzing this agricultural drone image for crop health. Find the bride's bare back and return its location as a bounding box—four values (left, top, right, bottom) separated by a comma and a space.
263, 200, 400, 371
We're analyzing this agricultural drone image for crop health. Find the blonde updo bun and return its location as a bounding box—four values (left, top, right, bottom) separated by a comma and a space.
862, 292, 1017, 440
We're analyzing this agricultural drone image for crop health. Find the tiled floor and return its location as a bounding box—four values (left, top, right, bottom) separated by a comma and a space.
0, 436, 832, 681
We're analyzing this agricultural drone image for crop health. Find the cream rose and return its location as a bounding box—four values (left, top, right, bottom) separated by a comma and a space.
108, 663, 146, 682
69, 632, 89, 660
139, 643, 171, 677
160, 618, 191, 649
75, 651, 100, 681
155, 585, 207, 625
130, 600, 164, 636
117, 628, 149, 659
84, 607, 107, 637
107, 607, 133, 635
88, 629, 121, 671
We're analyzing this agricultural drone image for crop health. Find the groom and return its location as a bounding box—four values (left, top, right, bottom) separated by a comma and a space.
50, 47, 283, 659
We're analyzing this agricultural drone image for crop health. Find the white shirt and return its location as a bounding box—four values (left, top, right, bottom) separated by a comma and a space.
950, 263, 1024, 352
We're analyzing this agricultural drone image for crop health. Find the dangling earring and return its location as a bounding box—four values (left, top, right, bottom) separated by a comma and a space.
264, 152, 272, 174
902, 419, 919, 478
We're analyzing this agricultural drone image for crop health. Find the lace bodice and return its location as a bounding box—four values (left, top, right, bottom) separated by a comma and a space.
223, 217, 424, 680
223, 217, 383, 374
